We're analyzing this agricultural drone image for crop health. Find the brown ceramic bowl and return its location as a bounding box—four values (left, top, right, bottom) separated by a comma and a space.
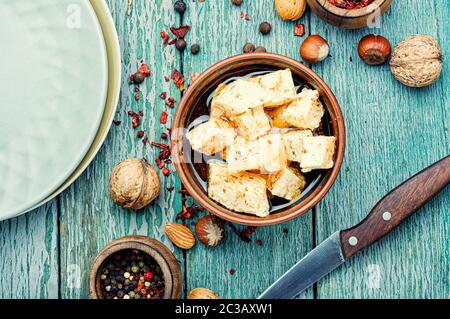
172, 53, 345, 226
307, 0, 393, 29
89, 235, 182, 299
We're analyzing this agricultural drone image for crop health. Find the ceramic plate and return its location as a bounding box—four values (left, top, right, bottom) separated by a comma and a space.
0, 0, 107, 220
26, 0, 121, 213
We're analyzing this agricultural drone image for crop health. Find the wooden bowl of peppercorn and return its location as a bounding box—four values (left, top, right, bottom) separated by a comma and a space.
171, 53, 345, 226
307, 0, 392, 29
89, 235, 182, 299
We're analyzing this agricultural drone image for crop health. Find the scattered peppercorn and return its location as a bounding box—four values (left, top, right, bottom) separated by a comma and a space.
99, 249, 165, 300
231, 0, 243, 6
243, 42, 255, 53
174, 0, 186, 14
254, 46, 267, 53
137, 130, 145, 139
259, 22, 271, 35
190, 43, 200, 55
229, 268, 236, 275
175, 38, 187, 51
133, 72, 146, 84
160, 92, 167, 100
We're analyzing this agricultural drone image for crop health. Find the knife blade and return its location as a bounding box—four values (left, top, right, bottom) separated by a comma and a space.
259, 155, 450, 299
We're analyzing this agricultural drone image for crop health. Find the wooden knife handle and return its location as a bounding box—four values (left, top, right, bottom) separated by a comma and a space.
340, 155, 450, 260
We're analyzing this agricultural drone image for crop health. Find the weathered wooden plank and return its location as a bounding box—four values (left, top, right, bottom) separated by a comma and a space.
182, 0, 314, 299
59, 0, 184, 298
311, 0, 449, 298
0, 202, 59, 299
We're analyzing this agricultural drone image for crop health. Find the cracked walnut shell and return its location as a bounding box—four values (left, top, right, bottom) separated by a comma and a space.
275, 0, 307, 21
390, 35, 443, 88
109, 158, 160, 209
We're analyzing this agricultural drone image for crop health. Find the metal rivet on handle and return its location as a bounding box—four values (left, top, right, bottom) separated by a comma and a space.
348, 236, 358, 246
382, 211, 392, 221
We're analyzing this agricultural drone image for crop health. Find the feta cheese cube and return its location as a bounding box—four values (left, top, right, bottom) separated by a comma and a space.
267, 167, 306, 200
272, 88, 325, 130
230, 106, 271, 140
208, 162, 270, 217
281, 130, 313, 162
186, 118, 236, 155
300, 136, 336, 172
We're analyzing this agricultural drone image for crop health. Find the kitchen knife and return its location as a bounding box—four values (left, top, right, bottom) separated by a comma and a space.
259, 155, 450, 299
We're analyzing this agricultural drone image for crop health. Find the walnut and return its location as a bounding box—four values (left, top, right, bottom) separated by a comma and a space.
109, 158, 160, 209
390, 35, 443, 88
274, 0, 307, 21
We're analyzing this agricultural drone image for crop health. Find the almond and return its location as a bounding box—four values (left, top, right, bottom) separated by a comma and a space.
187, 288, 220, 299
274, 0, 307, 21
165, 223, 196, 249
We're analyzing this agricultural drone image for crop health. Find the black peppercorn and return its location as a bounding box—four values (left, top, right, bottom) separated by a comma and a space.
259, 22, 271, 35
231, 0, 243, 6
190, 43, 200, 55
174, 0, 186, 14
133, 72, 146, 84
243, 42, 255, 53
254, 46, 267, 53
175, 38, 187, 51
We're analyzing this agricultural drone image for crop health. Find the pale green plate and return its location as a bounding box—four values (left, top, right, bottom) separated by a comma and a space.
0, 0, 108, 220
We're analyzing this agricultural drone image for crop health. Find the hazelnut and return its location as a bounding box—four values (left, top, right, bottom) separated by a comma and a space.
109, 158, 160, 210
358, 34, 391, 65
390, 34, 443, 88
300, 34, 329, 64
259, 22, 272, 35
195, 215, 225, 247
231, 0, 243, 6
243, 42, 255, 53
275, 0, 307, 21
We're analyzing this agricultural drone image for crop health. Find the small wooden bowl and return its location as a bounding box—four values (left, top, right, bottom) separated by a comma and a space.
172, 53, 345, 226
89, 235, 182, 299
307, 0, 393, 29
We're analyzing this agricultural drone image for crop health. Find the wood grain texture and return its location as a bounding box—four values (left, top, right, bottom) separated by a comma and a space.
59, 0, 184, 298
341, 156, 450, 259
0, 202, 58, 298
182, 0, 314, 299
311, 0, 450, 298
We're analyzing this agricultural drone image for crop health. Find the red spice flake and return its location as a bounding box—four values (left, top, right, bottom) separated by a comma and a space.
134, 87, 140, 93
240, 11, 251, 20
138, 63, 151, 77
160, 92, 167, 100
229, 224, 257, 243
128, 110, 136, 116
170, 25, 190, 39
134, 93, 140, 101
151, 142, 171, 160
160, 110, 168, 124
129, 74, 135, 83
162, 168, 171, 176
165, 100, 174, 108
131, 114, 140, 129
167, 186, 175, 192
294, 24, 305, 37
112, 120, 121, 126
160, 31, 170, 46
164, 76, 170, 82
171, 69, 185, 91
155, 158, 164, 169
142, 136, 148, 145
168, 97, 176, 103
164, 159, 172, 164
328, 0, 374, 9
256, 239, 263, 246
229, 269, 236, 275
161, 132, 168, 139
139, 110, 144, 116
137, 130, 145, 138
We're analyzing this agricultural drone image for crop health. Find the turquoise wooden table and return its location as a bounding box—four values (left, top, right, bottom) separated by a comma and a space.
0, 0, 448, 299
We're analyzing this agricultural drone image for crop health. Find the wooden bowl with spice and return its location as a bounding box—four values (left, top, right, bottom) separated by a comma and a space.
89, 235, 182, 299
172, 53, 345, 226
307, 0, 393, 29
